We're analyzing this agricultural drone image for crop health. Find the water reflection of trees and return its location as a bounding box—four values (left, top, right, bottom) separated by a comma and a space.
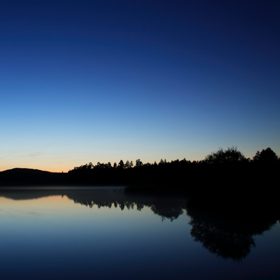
1, 189, 279, 260
186, 197, 279, 261
0, 189, 186, 221
65, 190, 185, 221
56, 190, 280, 260
191, 219, 255, 260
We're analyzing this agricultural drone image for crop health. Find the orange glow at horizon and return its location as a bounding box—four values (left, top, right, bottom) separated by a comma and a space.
0, 151, 210, 173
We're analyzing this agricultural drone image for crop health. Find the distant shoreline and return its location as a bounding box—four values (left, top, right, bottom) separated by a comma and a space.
0, 148, 278, 195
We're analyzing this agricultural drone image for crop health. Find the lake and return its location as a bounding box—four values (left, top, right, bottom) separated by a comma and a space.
0, 187, 279, 280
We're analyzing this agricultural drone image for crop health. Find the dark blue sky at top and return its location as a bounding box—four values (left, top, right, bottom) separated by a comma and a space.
0, 0, 279, 170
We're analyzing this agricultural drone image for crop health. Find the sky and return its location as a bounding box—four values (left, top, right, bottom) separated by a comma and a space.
0, 0, 279, 171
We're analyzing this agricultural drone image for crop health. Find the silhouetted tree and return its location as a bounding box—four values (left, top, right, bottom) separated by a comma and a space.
96, 162, 102, 168
124, 160, 133, 169
205, 147, 246, 164
135, 159, 143, 167
253, 147, 278, 162
118, 160, 124, 169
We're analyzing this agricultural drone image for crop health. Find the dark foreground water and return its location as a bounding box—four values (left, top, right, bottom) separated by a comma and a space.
0, 187, 279, 280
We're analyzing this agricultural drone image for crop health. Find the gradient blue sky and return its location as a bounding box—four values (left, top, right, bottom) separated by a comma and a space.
0, 0, 279, 171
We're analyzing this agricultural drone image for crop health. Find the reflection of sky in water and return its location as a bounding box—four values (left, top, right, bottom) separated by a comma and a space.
0, 195, 192, 280
0, 194, 279, 280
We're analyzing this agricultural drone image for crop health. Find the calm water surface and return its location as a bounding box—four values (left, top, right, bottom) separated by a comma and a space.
0, 187, 279, 280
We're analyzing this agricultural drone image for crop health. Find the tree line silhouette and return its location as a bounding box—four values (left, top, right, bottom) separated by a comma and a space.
66, 147, 279, 190
0, 147, 279, 190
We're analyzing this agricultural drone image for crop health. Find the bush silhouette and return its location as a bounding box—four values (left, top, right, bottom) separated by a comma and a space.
253, 147, 278, 162
205, 147, 246, 164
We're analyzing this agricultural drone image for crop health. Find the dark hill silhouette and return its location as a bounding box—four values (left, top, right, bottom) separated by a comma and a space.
0, 168, 67, 186
2, 168, 50, 174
